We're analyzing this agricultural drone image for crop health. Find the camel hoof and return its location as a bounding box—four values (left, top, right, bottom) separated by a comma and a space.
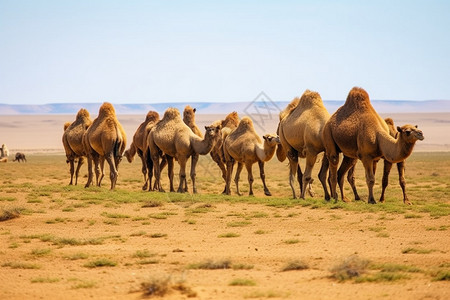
368, 199, 377, 204
355, 195, 361, 201
342, 197, 351, 203
404, 200, 412, 205
142, 183, 148, 191
264, 190, 272, 196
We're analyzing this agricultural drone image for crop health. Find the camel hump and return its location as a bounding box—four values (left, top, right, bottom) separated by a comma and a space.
76, 108, 90, 120
384, 117, 394, 126
64, 122, 71, 131
162, 107, 181, 121
344, 87, 372, 109
238, 116, 255, 130
145, 111, 160, 122
98, 102, 116, 118
279, 97, 300, 120
299, 89, 323, 108
222, 111, 239, 128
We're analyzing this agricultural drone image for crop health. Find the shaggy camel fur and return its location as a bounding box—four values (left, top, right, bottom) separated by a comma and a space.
83, 102, 127, 190
277, 90, 331, 200
148, 108, 221, 193
124, 111, 159, 190
13, 152, 27, 163
223, 116, 280, 196
342, 118, 413, 204
62, 108, 92, 185
209, 111, 240, 192
322, 87, 424, 204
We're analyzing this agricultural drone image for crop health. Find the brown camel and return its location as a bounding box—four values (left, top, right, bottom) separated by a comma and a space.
342, 118, 413, 204
62, 108, 92, 185
13, 152, 27, 163
209, 111, 240, 192
277, 90, 331, 200
83, 102, 127, 190
223, 116, 280, 196
148, 107, 221, 193
322, 87, 424, 204
124, 111, 159, 190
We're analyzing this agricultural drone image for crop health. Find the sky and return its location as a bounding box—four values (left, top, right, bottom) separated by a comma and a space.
0, 0, 449, 105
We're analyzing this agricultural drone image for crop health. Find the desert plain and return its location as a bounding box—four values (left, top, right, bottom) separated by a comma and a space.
0, 112, 449, 299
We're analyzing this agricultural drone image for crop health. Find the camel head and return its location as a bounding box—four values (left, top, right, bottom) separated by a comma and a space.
183, 105, 197, 123
204, 124, 222, 141
397, 125, 424, 143
263, 134, 280, 146
124, 149, 134, 163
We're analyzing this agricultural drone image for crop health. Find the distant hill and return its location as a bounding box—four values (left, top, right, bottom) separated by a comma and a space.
1, 100, 450, 115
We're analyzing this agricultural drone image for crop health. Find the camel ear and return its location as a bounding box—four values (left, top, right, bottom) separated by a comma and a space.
263, 135, 268, 141
193, 108, 196, 113
415, 125, 418, 128
204, 126, 209, 130
397, 126, 402, 133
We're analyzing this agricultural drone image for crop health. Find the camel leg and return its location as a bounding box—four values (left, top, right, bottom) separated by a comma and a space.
166, 156, 175, 192
92, 153, 101, 186
287, 155, 298, 199
337, 156, 356, 202
151, 151, 164, 192
85, 153, 94, 188
152, 155, 167, 191
137, 149, 148, 190
69, 159, 75, 185
361, 157, 376, 204
74, 157, 84, 186
234, 162, 244, 196
245, 162, 254, 196
300, 153, 318, 199
144, 148, 153, 191
225, 160, 235, 195
190, 154, 199, 194
397, 161, 410, 205
258, 161, 271, 196
105, 153, 118, 190
328, 154, 340, 202
318, 155, 330, 201
347, 162, 361, 201
177, 157, 188, 193
380, 159, 393, 203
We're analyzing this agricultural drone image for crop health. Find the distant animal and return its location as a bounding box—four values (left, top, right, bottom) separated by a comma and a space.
223, 116, 280, 196
1, 144, 9, 158
322, 87, 424, 203
83, 102, 127, 190
62, 108, 92, 185
13, 152, 27, 163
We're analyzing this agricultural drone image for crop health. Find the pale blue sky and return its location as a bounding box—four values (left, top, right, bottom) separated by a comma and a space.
0, 0, 449, 104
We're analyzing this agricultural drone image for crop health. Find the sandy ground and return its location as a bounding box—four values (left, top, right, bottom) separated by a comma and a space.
0, 112, 449, 153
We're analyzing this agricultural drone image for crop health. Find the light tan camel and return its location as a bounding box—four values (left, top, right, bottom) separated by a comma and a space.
62, 108, 92, 185
209, 111, 240, 192
124, 111, 159, 190
322, 87, 424, 204
223, 116, 280, 196
342, 118, 413, 204
277, 90, 331, 200
83, 102, 127, 190
183, 105, 203, 137
148, 108, 221, 193
1, 144, 9, 158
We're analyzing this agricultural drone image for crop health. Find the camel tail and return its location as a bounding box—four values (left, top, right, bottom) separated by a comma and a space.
114, 124, 125, 159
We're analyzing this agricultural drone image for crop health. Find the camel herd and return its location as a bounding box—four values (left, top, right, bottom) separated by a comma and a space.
0, 144, 27, 163
62, 87, 424, 204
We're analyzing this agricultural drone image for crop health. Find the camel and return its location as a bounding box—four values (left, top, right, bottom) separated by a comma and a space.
62, 108, 92, 185
1, 144, 9, 158
83, 102, 127, 190
342, 118, 412, 204
223, 116, 280, 196
124, 111, 159, 190
322, 87, 424, 204
183, 105, 203, 137
148, 107, 221, 193
277, 90, 331, 200
13, 152, 27, 163
209, 111, 240, 192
